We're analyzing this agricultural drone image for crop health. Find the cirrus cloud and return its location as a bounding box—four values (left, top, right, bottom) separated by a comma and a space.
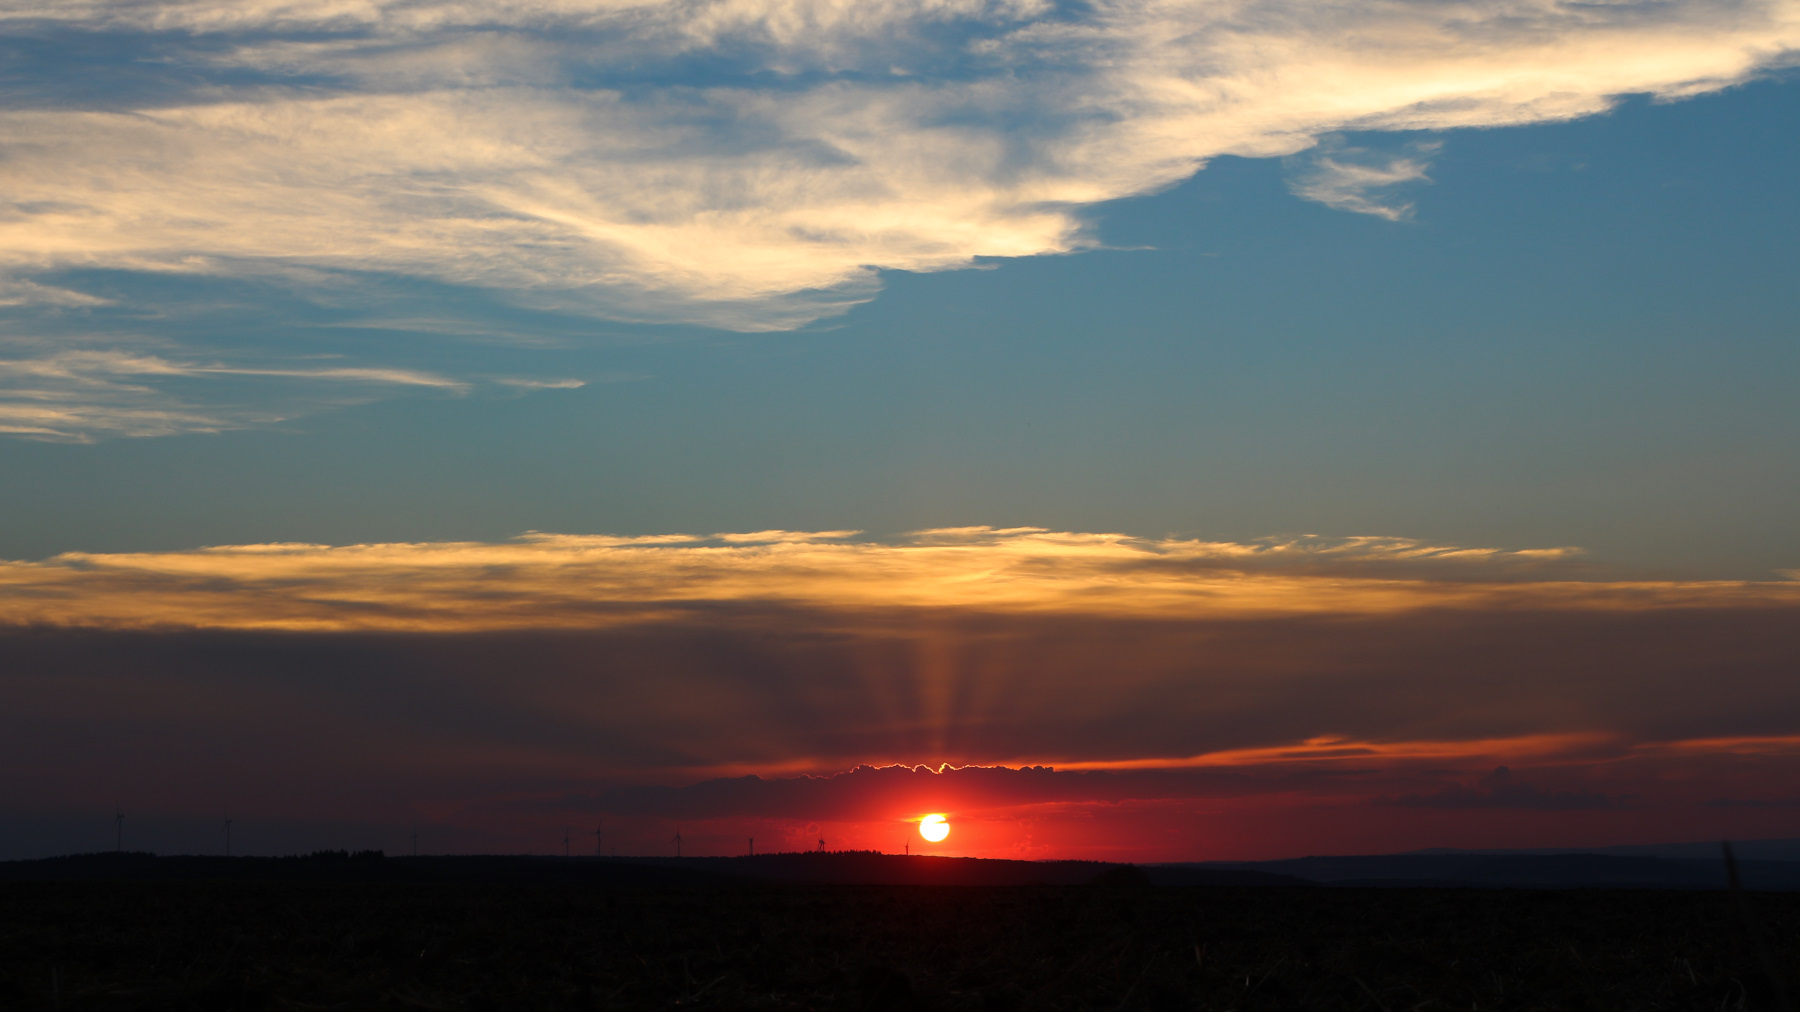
0, 0, 1795, 334
0, 346, 582, 440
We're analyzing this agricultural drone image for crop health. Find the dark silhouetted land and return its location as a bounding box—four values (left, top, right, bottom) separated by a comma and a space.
3, 850, 1798, 1009
7, 846, 1800, 889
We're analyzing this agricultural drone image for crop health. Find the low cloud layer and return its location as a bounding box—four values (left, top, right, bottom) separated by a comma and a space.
0, 0, 1797, 434
5, 527, 1792, 630
2, 528, 1798, 858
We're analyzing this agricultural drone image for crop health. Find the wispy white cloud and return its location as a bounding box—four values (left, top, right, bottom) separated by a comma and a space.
1, 0, 1795, 336
491, 376, 589, 390
195, 364, 468, 388
0, 348, 470, 440
1287, 138, 1440, 220
0, 0, 1794, 438
0, 279, 113, 308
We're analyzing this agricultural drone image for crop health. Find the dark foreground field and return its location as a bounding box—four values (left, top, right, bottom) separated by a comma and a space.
4, 879, 1797, 1011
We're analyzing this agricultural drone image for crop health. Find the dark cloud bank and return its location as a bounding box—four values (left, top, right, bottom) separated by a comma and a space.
4, 596, 1799, 857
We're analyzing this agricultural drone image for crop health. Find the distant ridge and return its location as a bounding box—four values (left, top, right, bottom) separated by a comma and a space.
0, 850, 1301, 888
1171, 849, 1800, 890
1402, 838, 1800, 862
7, 847, 1796, 889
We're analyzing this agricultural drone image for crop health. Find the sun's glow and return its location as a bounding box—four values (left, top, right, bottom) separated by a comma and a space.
919, 814, 949, 842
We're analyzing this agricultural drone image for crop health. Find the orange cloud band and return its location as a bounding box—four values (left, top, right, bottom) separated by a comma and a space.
3, 529, 1796, 632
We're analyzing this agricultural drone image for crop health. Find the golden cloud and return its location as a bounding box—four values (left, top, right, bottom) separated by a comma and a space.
3, 528, 1796, 632
3, 0, 1797, 330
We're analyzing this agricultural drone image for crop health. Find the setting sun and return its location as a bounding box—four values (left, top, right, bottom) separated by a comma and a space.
919, 814, 950, 843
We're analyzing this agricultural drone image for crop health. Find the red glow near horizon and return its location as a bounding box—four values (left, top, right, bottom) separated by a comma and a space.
571, 796, 1800, 864
6, 533, 1799, 863
564, 735, 1800, 862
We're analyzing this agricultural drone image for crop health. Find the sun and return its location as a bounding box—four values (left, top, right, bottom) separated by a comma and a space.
919, 813, 949, 842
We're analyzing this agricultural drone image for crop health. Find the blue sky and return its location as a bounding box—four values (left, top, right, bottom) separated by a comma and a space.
3, 73, 1796, 576
3, 0, 1799, 859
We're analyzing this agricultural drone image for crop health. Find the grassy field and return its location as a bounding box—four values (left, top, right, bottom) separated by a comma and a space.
3, 880, 1796, 1010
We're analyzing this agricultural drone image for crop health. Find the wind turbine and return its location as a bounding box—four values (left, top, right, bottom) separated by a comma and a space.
672, 826, 683, 858
817, 837, 826, 853
223, 817, 233, 857
748, 837, 754, 857
592, 822, 603, 857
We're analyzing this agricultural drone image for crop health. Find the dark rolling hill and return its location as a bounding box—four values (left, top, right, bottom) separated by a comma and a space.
7, 843, 1796, 890
0, 849, 1303, 887
1174, 850, 1800, 890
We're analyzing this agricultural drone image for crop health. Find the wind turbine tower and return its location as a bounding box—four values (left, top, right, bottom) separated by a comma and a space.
672, 826, 683, 858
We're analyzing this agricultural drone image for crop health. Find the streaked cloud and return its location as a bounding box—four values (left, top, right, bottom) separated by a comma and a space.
6, 527, 1793, 631
490, 376, 588, 390
1286, 138, 1440, 220
595, 755, 1638, 822
2, 0, 1795, 338
578, 739, 1800, 856
0, 347, 478, 440
0, 279, 111, 308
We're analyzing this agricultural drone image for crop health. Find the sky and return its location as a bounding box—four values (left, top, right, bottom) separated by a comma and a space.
1, 0, 1798, 862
